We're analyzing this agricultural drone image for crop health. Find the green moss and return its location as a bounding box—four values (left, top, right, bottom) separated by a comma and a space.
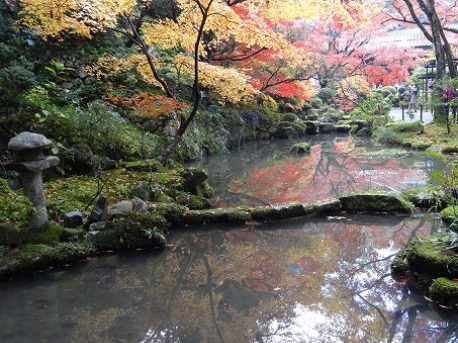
411, 141, 432, 150
429, 277, 458, 308
281, 112, 298, 122
290, 142, 311, 154
17, 243, 52, 255
22, 224, 64, 245
275, 121, 306, 138
442, 145, 458, 154
407, 238, 458, 278
249, 203, 306, 221
121, 159, 165, 172
93, 212, 167, 251
176, 193, 211, 210
52, 241, 95, 264
195, 181, 214, 198
0, 223, 22, 247
339, 193, 414, 214
390, 249, 412, 281
440, 206, 458, 231
185, 208, 252, 224
385, 121, 424, 134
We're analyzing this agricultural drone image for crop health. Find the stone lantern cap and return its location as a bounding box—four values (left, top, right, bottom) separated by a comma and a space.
6, 131, 60, 172
8, 131, 52, 151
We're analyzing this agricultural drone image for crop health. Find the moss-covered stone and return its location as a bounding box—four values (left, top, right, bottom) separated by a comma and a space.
404, 189, 448, 211
429, 277, 458, 308
339, 192, 414, 214
442, 145, 458, 154
22, 224, 65, 245
303, 121, 318, 134
440, 206, 458, 231
385, 121, 424, 134
274, 122, 306, 138
290, 142, 311, 154
0, 211, 169, 280
318, 123, 335, 134
411, 141, 431, 150
0, 223, 23, 248
94, 212, 167, 250
249, 203, 306, 221
0, 244, 54, 279
335, 125, 352, 133
406, 239, 458, 278
185, 208, 252, 225
176, 193, 211, 210
314, 199, 342, 213
51, 241, 95, 265
390, 249, 412, 281
195, 181, 214, 198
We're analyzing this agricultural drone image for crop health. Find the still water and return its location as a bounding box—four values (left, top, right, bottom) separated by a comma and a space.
1, 136, 455, 343
192, 135, 439, 207
0, 215, 454, 343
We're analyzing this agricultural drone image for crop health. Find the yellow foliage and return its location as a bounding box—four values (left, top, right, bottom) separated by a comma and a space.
18, 0, 135, 40
173, 54, 258, 104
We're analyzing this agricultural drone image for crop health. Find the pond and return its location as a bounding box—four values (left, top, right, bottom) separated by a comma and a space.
1, 135, 455, 343
0, 215, 454, 343
191, 135, 440, 207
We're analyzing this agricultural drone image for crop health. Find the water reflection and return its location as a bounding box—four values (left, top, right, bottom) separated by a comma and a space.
1, 214, 456, 343
191, 135, 440, 207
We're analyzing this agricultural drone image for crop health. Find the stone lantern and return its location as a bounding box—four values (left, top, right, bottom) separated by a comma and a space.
6, 132, 60, 231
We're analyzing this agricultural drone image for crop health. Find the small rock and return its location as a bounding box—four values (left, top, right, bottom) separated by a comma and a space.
132, 197, 148, 212
89, 221, 107, 232
84, 196, 108, 230
130, 181, 150, 200
182, 168, 208, 192
108, 200, 133, 217
63, 210, 84, 228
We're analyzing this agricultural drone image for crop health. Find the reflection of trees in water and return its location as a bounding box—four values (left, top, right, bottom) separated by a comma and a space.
340, 214, 451, 343
62, 216, 449, 343
201, 135, 438, 206
312, 138, 427, 196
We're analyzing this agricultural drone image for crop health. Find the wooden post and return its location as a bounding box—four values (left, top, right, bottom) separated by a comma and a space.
401, 105, 405, 120
420, 104, 423, 121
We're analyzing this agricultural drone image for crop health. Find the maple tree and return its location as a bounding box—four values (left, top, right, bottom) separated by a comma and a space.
15, 0, 412, 162
17, 0, 334, 163
300, 1, 416, 110
383, 0, 458, 80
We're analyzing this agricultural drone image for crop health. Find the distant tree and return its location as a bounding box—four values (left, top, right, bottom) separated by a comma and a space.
383, 0, 458, 81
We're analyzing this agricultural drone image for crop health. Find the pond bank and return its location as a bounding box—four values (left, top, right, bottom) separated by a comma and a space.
0, 190, 434, 281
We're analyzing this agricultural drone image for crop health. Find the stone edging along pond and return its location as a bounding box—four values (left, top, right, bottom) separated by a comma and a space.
3, 190, 458, 311
0, 192, 415, 281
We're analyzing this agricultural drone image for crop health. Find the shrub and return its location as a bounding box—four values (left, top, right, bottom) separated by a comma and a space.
373, 126, 405, 145
68, 101, 128, 159
281, 112, 299, 122
0, 179, 33, 228
385, 121, 424, 134
317, 87, 336, 103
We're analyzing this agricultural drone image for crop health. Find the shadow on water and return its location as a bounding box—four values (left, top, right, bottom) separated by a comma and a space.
191, 135, 441, 208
